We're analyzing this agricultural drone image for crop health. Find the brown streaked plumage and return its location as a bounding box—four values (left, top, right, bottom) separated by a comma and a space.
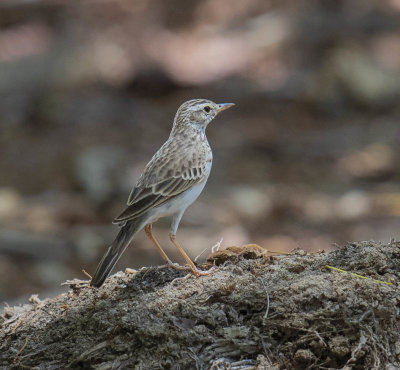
90, 99, 235, 288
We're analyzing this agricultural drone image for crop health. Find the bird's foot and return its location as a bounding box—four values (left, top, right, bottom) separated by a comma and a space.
163, 259, 192, 271
190, 265, 216, 277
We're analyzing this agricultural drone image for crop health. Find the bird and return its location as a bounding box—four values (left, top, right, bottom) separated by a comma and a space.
90, 99, 235, 287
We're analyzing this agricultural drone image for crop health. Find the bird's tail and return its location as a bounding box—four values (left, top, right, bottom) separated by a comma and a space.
90, 221, 139, 288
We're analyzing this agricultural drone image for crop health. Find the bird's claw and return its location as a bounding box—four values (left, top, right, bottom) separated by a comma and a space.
164, 260, 192, 271
190, 265, 216, 277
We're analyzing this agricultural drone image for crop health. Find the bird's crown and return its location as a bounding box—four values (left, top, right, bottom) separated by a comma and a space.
171, 99, 234, 136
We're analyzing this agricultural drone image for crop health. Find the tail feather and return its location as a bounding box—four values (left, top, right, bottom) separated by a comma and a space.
90, 222, 138, 288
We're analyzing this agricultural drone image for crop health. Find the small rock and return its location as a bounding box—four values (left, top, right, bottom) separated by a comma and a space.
2, 306, 14, 319
329, 336, 351, 358
28, 294, 41, 305
294, 349, 317, 365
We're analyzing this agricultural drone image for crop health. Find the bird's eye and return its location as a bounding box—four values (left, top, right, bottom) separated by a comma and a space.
203, 106, 211, 113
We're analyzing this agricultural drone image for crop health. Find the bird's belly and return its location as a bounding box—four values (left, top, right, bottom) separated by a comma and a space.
151, 181, 207, 219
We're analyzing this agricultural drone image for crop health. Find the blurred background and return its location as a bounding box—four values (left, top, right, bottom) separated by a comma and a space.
1, 0, 400, 306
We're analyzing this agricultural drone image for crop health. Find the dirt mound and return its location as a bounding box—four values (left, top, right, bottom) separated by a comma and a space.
1, 241, 399, 369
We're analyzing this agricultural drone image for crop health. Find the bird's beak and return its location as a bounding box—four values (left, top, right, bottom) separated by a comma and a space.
217, 103, 235, 112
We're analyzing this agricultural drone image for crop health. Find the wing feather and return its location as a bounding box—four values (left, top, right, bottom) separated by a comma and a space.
113, 135, 211, 224
113, 170, 205, 224
113, 193, 165, 223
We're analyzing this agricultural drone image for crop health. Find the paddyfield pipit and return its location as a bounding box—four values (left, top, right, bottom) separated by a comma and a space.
90, 99, 235, 287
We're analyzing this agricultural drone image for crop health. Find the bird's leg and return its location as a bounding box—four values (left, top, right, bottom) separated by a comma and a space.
169, 233, 215, 277
144, 224, 190, 271
169, 211, 214, 276
144, 224, 169, 262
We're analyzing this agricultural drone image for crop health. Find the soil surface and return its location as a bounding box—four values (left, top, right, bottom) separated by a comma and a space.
1, 241, 400, 369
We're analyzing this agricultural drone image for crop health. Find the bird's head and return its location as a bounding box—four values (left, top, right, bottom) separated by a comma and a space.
172, 99, 235, 136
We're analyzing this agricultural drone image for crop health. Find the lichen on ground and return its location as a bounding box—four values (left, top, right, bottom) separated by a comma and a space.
1, 241, 400, 369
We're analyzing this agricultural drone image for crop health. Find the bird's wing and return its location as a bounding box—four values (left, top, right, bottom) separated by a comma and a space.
113, 142, 210, 224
